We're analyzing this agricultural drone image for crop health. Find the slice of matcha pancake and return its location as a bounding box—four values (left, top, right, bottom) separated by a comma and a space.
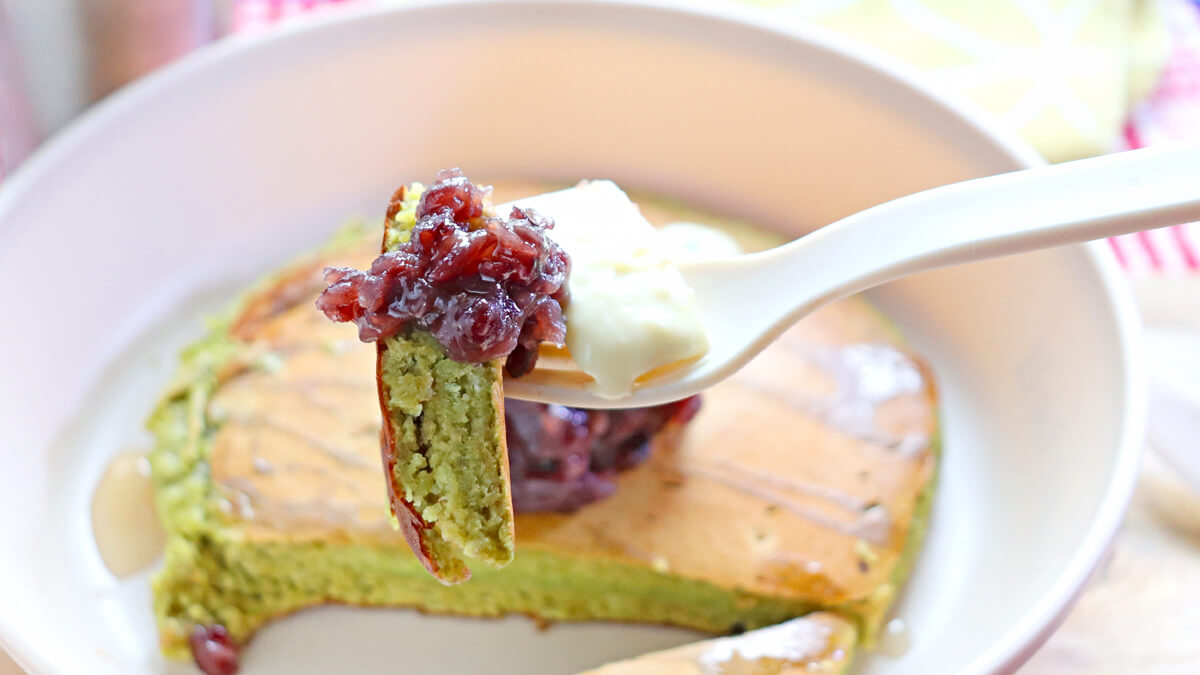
370, 184, 514, 584
582, 613, 857, 674
149, 198, 938, 666
314, 172, 576, 583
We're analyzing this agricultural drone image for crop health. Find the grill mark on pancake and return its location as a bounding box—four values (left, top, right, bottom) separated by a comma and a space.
681, 463, 892, 545
229, 260, 326, 340
249, 378, 359, 415
735, 341, 929, 454
221, 476, 394, 534
583, 523, 657, 563
223, 410, 373, 469
711, 458, 872, 512
265, 374, 375, 391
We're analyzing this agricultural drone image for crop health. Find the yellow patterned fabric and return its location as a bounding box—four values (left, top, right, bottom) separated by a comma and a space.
763, 0, 1169, 161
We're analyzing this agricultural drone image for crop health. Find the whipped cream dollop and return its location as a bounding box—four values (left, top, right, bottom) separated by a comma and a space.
502, 181, 713, 398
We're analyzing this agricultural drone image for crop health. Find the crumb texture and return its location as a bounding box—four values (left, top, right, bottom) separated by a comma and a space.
381, 329, 514, 569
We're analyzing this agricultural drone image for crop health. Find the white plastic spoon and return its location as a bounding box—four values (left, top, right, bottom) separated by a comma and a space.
505, 145, 1200, 408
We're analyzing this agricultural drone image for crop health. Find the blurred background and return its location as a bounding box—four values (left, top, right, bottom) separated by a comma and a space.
6, 1, 1199, 268
2, 1, 1199, 672
0, 0, 1189, 163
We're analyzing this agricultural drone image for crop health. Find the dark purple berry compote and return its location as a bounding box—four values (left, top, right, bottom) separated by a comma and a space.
506, 396, 702, 512
189, 625, 239, 675
316, 168, 569, 378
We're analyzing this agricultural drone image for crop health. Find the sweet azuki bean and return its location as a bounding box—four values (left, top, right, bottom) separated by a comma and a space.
317, 169, 570, 377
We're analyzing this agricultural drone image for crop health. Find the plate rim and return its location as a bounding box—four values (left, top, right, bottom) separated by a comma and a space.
0, 1, 1146, 673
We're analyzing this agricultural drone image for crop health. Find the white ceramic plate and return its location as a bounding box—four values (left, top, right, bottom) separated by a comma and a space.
0, 1, 1144, 673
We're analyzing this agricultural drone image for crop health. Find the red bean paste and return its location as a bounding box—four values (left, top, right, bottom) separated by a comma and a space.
316, 168, 569, 378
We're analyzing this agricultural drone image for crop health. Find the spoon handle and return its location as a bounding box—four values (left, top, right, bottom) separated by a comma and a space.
795, 144, 1199, 292
676, 145, 1200, 396
736, 145, 1200, 328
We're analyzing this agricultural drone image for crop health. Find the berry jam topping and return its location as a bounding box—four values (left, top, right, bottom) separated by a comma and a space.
506, 395, 702, 512
317, 169, 570, 377
189, 624, 239, 675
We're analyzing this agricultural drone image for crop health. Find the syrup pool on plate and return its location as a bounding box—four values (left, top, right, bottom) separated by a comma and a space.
877, 618, 912, 658
91, 451, 165, 577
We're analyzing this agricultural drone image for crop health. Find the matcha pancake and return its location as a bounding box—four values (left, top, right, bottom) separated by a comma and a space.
149, 191, 938, 667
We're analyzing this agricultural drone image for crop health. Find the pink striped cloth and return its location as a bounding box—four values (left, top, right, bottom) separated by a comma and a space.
231, 0, 357, 33
1115, 0, 1200, 275
232, 0, 1200, 276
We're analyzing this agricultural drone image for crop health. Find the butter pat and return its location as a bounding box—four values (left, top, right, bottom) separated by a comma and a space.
502, 181, 709, 398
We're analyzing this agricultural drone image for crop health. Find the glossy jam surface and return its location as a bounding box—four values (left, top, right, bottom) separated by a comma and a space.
507, 396, 702, 512
317, 169, 569, 377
